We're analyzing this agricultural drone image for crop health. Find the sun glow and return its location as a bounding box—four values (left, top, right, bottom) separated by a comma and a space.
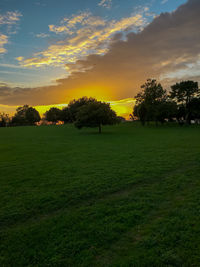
33, 98, 135, 120
0, 99, 135, 120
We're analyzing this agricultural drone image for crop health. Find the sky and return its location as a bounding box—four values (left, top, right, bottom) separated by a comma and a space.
0, 0, 199, 118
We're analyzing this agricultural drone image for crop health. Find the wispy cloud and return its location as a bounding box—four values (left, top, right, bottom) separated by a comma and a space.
18, 10, 150, 68
98, 0, 112, 9
0, 63, 27, 69
0, 11, 22, 54
0, 11, 22, 25
0, 34, 8, 54
161, 0, 168, 4
35, 33, 50, 38
0, 0, 200, 109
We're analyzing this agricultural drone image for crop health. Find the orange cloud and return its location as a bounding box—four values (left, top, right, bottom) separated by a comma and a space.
1, 0, 200, 113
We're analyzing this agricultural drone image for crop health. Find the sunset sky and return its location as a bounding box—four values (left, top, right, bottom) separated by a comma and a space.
0, 0, 199, 118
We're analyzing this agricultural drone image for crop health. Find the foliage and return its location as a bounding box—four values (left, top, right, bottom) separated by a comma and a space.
155, 101, 178, 124
75, 100, 118, 133
45, 107, 62, 123
134, 79, 167, 124
134, 79, 200, 125
0, 113, 10, 127
12, 105, 40, 126
170, 80, 199, 105
68, 97, 96, 122
169, 81, 200, 124
135, 79, 167, 105
134, 102, 147, 125
187, 98, 200, 121
61, 107, 73, 123
1, 124, 200, 266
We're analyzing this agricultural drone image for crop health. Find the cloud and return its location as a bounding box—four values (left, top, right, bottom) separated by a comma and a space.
98, 0, 112, 9
161, 0, 168, 4
35, 33, 50, 38
0, 10, 22, 54
0, 11, 22, 25
18, 11, 149, 68
0, 62, 26, 69
0, 34, 8, 53
1, 0, 200, 109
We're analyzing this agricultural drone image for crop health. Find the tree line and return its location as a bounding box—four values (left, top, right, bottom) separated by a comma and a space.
0, 98, 119, 133
133, 79, 200, 125
0, 79, 200, 131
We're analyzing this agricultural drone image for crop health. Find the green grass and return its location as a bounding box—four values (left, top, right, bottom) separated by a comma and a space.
0, 123, 200, 266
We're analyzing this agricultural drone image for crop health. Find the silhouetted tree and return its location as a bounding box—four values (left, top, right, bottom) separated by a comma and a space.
68, 97, 96, 122
133, 102, 147, 125
187, 98, 200, 122
169, 81, 199, 124
0, 113, 10, 127
45, 107, 62, 123
134, 79, 167, 124
155, 101, 178, 124
75, 100, 118, 133
61, 107, 73, 123
175, 104, 186, 125
12, 105, 40, 126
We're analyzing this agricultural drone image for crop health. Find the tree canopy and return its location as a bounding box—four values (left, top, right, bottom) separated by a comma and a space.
74, 99, 118, 133
68, 97, 96, 122
0, 113, 10, 127
169, 81, 199, 124
61, 107, 73, 123
12, 105, 41, 126
170, 81, 199, 105
134, 79, 168, 124
45, 107, 62, 123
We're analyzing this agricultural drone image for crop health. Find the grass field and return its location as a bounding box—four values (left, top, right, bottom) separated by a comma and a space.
0, 123, 200, 266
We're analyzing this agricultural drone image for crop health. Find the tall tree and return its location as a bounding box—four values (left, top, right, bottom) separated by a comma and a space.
170, 81, 199, 105
169, 81, 199, 124
134, 79, 167, 124
75, 100, 118, 133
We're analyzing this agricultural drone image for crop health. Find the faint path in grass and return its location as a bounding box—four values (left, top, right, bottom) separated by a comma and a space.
0, 159, 198, 231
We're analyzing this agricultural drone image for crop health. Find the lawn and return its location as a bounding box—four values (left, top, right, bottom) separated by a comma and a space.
0, 123, 200, 266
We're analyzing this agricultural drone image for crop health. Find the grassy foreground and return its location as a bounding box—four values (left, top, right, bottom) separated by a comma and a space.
0, 123, 200, 266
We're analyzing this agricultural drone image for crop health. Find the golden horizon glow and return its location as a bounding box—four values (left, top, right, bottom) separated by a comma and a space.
0, 98, 135, 120
35, 98, 135, 120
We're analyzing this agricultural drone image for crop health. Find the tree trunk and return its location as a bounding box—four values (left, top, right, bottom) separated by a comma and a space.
98, 124, 102, 134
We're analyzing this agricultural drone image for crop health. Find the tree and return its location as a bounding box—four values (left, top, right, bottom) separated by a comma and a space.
133, 102, 147, 125
0, 113, 10, 127
169, 80, 199, 124
61, 107, 73, 123
68, 97, 96, 122
170, 81, 199, 105
187, 98, 200, 122
155, 100, 177, 124
45, 107, 62, 123
25, 107, 41, 125
135, 79, 166, 104
74, 100, 118, 133
134, 79, 167, 124
12, 105, 40, 126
